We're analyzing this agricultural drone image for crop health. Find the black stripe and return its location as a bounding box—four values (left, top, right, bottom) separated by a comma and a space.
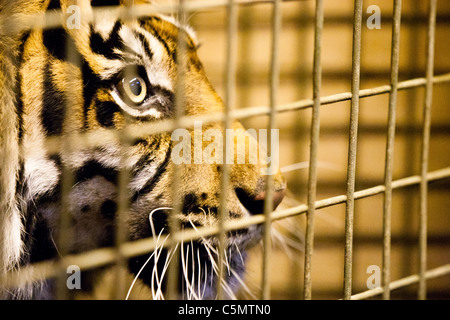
16, 31, 30, 142
16, 158, 25, 215
23, 179, 60, 264
49, 154, 62, 168
42, 27, 83, 135
132, 138, 162, 173
22, 156, 61, 264
139, 18, 177, 63
81, 60, 100, 130
91, 0, 120, 6
43, 27, 67, 61
42, 62, 65, 136
42, 25, 82, 65
47, 0, 60, 10
134, 31, 153, 60
131, 145, 172, 203
90, 21, 123, 60
75, 160, 118, 184
81, 58, 128, 130
23, 203, 57, 265
95, 100, 120, 128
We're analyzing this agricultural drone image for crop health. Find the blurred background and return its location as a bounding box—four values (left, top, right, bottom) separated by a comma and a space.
187, 0, 450, 299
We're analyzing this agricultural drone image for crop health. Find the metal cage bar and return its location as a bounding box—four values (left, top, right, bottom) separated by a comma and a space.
55, 28, 81, 300
113, 2, 136, 301
343, 0, 363, 300
166, 0, 188, 300
302, 0, 324, 300
351, 264, 450, 300
40, 72, 450, 155
418, 0, 437, 301
2, 168, 450, 291
1, 0, 449, 300
382, 0, 402, 300
215, 0, 239, 300
261, 0, 282, 300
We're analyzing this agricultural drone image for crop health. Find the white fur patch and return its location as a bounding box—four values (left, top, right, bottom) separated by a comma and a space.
93, 11, 118, 40
110, 89, 163, 119
24, 158, 60, 201
159, 14, 199, 47
0, 38, 24, 271
140, 29, 174, 91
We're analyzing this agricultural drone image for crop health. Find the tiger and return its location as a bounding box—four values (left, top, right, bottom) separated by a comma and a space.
0, 0, 286, 299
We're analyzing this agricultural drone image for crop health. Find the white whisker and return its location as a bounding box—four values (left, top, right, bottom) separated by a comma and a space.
126, 207, 174, 300
151, 232, 170, 300
234, 241, 245, 266
126, 228, 165, 300
196, 248, 204, 299
181, 238, 200, 300
156, 244, 176, 300
224, 248, 231, 276
228, 266, 256, 300
148, 207, 173, 238
190, 240, 196, 299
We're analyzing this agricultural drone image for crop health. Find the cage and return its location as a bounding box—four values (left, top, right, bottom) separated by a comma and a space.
0, 0, 449, 300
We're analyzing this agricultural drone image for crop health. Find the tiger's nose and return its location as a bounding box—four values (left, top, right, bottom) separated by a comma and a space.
235, 187, 286, 215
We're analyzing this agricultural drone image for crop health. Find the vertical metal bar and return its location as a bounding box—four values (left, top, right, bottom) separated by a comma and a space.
401, 3, 421, 282
113, 1, 135, 300
56, 143, 73, 300
261, 0, 282, 300
56, 17, 81, 299
217, 0, 238, 300
302, 0, 323, 300
418, 0, 437, 301
166, 0, 187, 300
343, 0, 363, 300
238, 6, 254, 111
382, 0, 402, 301
114, 120, 131, 300
290, 2, 311, 298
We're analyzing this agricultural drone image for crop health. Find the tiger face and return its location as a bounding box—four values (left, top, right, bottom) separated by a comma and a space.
5, 0, 286, 299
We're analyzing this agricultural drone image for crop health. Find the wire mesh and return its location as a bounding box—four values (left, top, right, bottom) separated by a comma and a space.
418, 0, 437, 301
343, 0, 363, 300
0, 0, 449, 300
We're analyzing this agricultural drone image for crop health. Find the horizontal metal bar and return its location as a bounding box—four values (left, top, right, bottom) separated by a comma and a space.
7, 1, 450, 37
41, 72, 450, 155
2, 166, 449, 290
350, 264, 450, 300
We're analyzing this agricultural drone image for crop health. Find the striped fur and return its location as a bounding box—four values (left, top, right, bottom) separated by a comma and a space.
0, 0, 286, 299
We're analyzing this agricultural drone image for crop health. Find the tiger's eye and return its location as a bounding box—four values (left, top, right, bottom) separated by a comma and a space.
122, 76, 147, 104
